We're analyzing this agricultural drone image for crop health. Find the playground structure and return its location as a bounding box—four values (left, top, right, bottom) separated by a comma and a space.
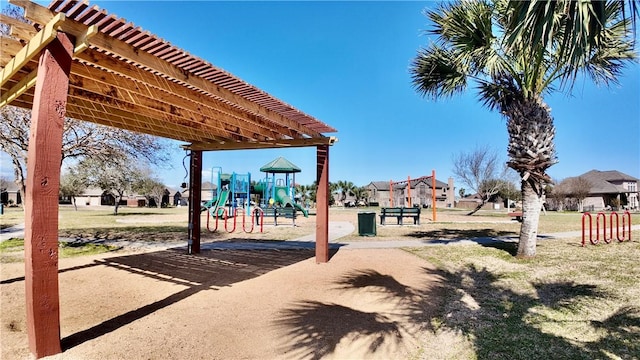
581, 211, 632, 246
203, 157, 309, 233
255, 157, 308, 217
203, 167, 264, 233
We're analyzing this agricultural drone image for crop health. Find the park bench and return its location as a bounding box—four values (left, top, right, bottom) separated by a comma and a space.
508, 211, 523, 222
259, 207, 297, 226
379, 207, 421, 225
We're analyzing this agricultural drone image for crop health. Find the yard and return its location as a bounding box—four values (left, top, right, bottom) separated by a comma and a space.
1, 206, 639, 359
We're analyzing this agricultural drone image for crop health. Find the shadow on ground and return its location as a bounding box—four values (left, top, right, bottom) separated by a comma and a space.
274, 268, 446, 359
61, 242, 337, 351
274, 264, 639, 358
407, 228, 517, 240
422, 265, 639, 359
59, 225, 192, 242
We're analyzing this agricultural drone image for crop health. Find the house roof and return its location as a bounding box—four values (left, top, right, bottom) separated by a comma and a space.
259, 157, 301, 173
367, 177, 449, 190
1, 0, 337, 151
368, 181, 390, 190
1, 181, 20, 192
577, 169, 639, 194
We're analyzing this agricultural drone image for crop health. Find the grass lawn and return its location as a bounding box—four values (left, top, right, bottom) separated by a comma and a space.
0, 237, 119, 263
406, 238, 640, 359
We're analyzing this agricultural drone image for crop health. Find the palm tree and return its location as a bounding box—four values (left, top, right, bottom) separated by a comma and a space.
295, 184, 313, 208
351, 186, 370, 207
335, 180, 356, 206
411, 0, 636, 257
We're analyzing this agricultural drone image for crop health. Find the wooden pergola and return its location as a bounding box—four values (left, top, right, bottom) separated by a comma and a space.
0, 0, 337, 358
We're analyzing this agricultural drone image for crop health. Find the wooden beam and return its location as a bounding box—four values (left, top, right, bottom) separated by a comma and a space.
0, 68, 37, 108
186, 136, 337, 151
0, 12, 65, 88
73, 49, 301, 140
0, 35, 24, 55
0, 23, 95, 108
8, 94, 211, 144
15, 0, 324, 138
0, 13, 38, 41
72, 24, 98, 54
24, 30, 74, 359
315, 145, 330, 263
66, 63, 283, 141
10, 0, 57, 24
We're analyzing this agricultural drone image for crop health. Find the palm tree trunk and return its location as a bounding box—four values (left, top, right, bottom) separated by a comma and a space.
504, 96, 557, 258
517, 179, 542, 258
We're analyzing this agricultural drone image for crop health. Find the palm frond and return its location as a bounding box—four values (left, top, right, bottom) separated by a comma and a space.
428, 0, 497, 73
583, 1, 639, 85
506, 0, 638, 86
476, 76, 522, 112
410, 46, 468, 99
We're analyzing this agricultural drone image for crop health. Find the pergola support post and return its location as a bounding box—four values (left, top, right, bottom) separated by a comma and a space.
24, 32, 74, 358
187, 150, 202, 254
316, 145, 330, 263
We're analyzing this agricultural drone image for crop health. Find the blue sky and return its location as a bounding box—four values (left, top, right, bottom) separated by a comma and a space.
2, 1, 639, 189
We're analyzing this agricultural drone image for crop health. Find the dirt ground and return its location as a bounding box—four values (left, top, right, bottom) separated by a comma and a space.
0, 209, 469, 360
1, 247, 445, 360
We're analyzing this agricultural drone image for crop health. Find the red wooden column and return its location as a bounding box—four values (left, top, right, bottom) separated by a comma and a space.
316, 145, 330, 263
187, 150, 203, 254
24, 32, 74, 358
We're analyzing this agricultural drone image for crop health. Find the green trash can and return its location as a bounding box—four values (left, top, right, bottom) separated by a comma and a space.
357, 211, 376, 236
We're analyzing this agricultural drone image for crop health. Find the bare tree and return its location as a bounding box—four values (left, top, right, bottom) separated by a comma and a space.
75, 156, 146, 215
452, 145, 507, 215
133, 170, 167, 208
567, 176, 593, 212
551, 177, 592, 211
0, 106, 173, 205
59, 168, 87, 211
547, 178, 568, 211
0, 176, 9, 193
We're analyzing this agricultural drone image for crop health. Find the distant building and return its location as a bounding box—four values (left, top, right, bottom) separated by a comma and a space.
579, 170, 639, 211
1, 181, 21, 206
366, 176, 454, 208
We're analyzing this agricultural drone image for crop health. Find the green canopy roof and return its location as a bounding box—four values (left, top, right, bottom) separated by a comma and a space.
260, 157, 301, 173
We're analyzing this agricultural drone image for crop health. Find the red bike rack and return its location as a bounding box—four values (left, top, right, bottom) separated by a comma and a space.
206, 207, 221, 232
223, 208, 237, 233
582, 211, 632, 246
207, 207, 264, 234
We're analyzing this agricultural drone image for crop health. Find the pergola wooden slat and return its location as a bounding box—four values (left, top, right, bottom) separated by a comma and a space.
0, 0, 337, 358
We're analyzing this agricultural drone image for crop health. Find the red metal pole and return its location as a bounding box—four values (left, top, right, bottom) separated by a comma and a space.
596, 212, 606, 244
407, 176, 411, 207
389, 180, 393, 207
622, 211, 632, 241
432, 169, 436, 221
582, 212, 592, 246
610, 212, 619, 243
24, 32, 74, 358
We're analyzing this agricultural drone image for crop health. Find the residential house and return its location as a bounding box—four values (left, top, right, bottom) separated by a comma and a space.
457, 193, 505, 210
1, 181, 21, 206
366, 176, 455, 208
579, 170, 639, 211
